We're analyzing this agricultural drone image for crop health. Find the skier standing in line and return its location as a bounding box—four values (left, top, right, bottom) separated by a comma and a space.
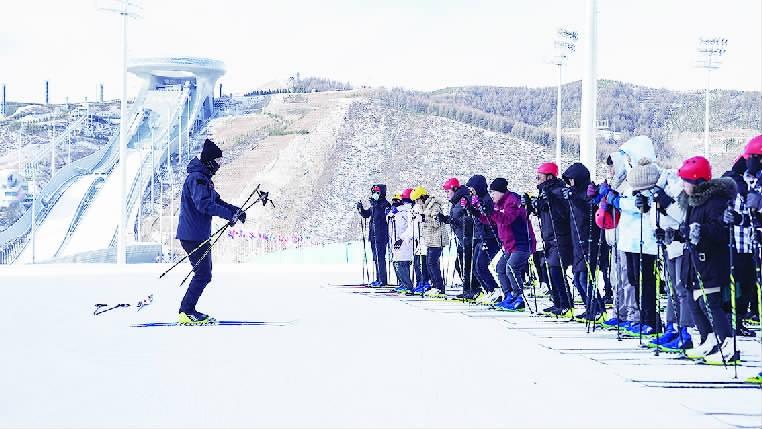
464, 174, 502, 304
439, 177, 480, 299
524, 162, 573, 316
486, 177, 536, 311
389, 190, 414, 293
357, 184, 391, 287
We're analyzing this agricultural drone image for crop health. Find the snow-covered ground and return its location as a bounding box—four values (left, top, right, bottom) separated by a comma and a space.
1, 262, 760, 428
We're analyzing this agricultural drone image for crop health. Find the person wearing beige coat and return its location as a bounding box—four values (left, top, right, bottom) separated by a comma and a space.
410, 186, 449, 294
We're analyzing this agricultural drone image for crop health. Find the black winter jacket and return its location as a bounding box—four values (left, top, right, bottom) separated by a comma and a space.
562, 163, 602, 273
678, 178, 737, 290
448, 186, 474, 245
359, 184, 391, 245
535, 177, 572, 249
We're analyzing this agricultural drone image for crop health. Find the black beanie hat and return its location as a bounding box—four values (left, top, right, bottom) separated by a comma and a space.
489, 177, 508, 193
200, 139, 223, 162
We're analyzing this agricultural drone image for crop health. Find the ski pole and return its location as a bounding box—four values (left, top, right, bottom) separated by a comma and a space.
544, 190, 574, 320
564, 188, 596, 328
360, 217, 369, 285
158, 184, 262, 279
687, 243, 728, 368
177, 191, 276, 288
613, 204, 623, 342
654, 207, 685, 358
638, 199, 645, 347
728, 201, 739, 378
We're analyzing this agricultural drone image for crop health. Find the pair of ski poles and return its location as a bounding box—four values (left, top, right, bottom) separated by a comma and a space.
160, 184, 274, 288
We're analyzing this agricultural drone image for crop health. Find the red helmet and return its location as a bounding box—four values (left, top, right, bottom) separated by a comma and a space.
744, 134, 762, 159
442, 177, 460, 191
595, 206, 621, 230
537, 162, 559, 177
678, 156, 712, 182
400, 188, 413, 200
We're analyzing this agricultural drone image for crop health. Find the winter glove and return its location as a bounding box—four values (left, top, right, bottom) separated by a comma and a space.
747, 192, 762, 211
470, 195, 480, 208
654, 227, 666, 243
653, 190, 674, 211
482, 242, 489, 251
561, 187, 572, 200
393, 239, 403, 250
723, 208, 742, 225
599, 198, 609, 211
605, 190, 620, 209
437, 213, 449, 224
598, 182, 611, 198
384, 207, 391, 216
664, 228, 677, 245
420, 214, 426, 222
688, 223, 701, 246
460, 197, 469, 208
521, 194, 534, 214
634, 193, 650, 213
586, 183, 599, 198
229, 208, 246, 226
391, 206, 399, 215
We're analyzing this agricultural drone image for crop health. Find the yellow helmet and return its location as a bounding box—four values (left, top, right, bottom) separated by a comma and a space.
392, 192, 402, 201
410, 186, 429, 201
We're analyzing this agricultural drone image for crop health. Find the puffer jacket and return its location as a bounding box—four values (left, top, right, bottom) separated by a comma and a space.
536, 177, 571, 248
176, 158, 237, 241
448, 186, 473, 245
359, 184, 391, 246
679, 178, 737, 290
388, 203, 413, 261
562, 162, 602, 272
405, 203, 428, 256
465, 175, 497, 244
420, 196, 450, 248
606, 135, 656, 247
488, 191, 536, 254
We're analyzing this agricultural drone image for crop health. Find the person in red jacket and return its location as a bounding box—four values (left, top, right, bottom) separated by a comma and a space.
486, 178, 537, 311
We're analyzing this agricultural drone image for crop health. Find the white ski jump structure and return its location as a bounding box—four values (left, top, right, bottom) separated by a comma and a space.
0, 57, 225, 264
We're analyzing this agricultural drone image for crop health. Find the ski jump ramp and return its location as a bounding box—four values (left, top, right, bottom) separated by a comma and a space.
3, 57, 225, 264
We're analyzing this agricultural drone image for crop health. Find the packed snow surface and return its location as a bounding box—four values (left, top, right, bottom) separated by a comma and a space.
1, 263, 760, 428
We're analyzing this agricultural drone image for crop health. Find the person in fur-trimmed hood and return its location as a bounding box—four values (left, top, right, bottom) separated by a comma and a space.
668, 156, 739, 365
410, 186, 449, 295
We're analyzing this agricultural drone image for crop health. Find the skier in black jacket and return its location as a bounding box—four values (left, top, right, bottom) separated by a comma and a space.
524, 162, 573, 316
669, 156, 738, 364
439, 177, 479, 299
464, 174, 502, 304
358, 184, 391, 287
562, 162, 604, 320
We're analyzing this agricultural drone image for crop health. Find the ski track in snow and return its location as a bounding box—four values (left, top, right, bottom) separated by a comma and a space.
0, 263, 760, 428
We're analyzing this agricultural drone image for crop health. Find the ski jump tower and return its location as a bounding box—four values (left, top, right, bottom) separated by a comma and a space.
127, 57, 225, 122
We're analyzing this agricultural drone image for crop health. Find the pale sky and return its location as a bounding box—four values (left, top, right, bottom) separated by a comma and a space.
1, 0, 761, 104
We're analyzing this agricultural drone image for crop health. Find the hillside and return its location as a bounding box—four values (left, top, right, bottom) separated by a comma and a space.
378, 81, 762, 158
165, 91, 560, 261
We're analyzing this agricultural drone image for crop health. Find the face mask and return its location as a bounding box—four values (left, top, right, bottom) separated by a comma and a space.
204, 159, 220, 175
747, 155, 761, 175
371, 193, 380, 201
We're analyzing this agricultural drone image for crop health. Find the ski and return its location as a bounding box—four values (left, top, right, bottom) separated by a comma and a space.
132, 320, 291, 328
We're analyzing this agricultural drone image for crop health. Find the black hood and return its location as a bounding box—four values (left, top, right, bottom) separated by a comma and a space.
466, 175, 488, 196
562, 162, 591, 191
370, 184, 387, 200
